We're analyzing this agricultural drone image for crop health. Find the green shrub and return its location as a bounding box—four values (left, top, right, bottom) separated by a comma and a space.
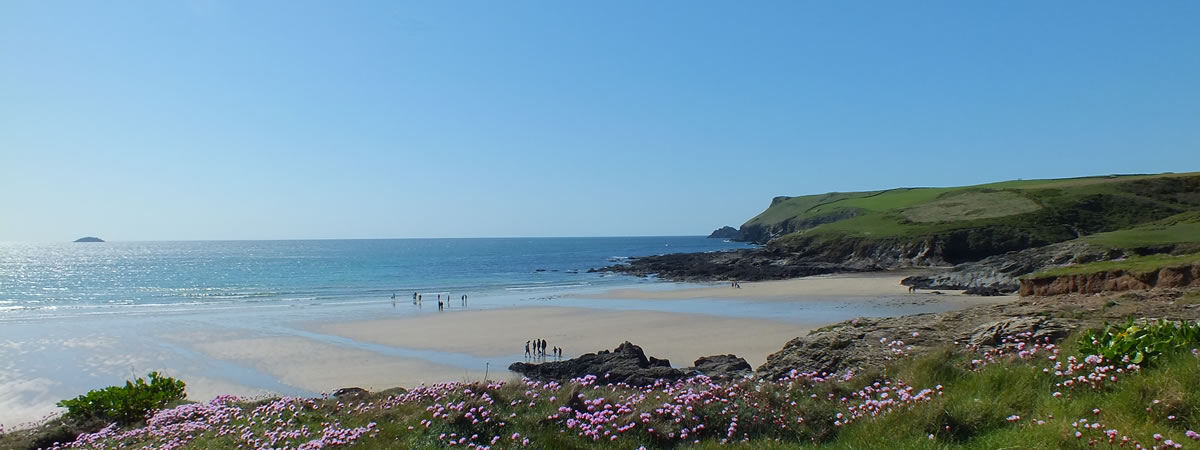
56, 371, 187, 425
1078, 319, 1200, 365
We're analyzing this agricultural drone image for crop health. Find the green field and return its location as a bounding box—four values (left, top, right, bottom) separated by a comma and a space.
743, 172, 1200, 261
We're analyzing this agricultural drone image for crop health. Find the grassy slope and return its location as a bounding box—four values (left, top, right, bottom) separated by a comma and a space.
747, 172, 1200, 254
1081, 211, 1200, 249
1026, 252, 1200, 279
7, 330, 1199, 449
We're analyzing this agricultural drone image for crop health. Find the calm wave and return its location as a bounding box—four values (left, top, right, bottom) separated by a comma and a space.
0, 237, 752, 318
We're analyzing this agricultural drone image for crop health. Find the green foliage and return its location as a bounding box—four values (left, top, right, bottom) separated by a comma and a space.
1078, 319, 1200, 366
56, 371, 187, 425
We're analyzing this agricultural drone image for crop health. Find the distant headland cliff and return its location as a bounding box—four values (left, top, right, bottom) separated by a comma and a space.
706, 226, 740, 239
601, 172, 1200, 295
73, 237, 104, 243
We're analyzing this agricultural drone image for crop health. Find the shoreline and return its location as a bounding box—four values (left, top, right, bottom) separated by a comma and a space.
0, 272, 1010, 429
573, 271, 965, 300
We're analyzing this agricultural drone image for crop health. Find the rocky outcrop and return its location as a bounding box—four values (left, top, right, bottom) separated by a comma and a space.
756, 307, 1079, 381
708, 226, 741, 239
903, 241, 1125, 293
332, 387, 369, 400
1019, 263, 1200, 296
590, 248, 873, 282
961, 317, 1071, 349
509, 342, 686, 385
738, 209, 861, 245
73, 237, 104, 243
690, 355, 752, 379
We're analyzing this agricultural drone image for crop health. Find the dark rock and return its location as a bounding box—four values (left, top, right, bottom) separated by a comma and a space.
960, 317, 1071, 349
964, 286, 1004, 296
332, 387, 369, 399
73, 237, 104, 243
592, 248, 874, 282
901, 241, 1127, 293
689, 354, 752, 379
509, 341, 686, 386
707, 226, 741, 239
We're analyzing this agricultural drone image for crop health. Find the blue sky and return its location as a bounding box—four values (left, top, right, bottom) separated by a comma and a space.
2, 1, 1198, 242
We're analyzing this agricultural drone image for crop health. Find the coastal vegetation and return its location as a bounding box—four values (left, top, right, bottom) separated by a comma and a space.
55, 372, 187, 426
5, 321, 1199, 449
606, 171, 1200, 294
745, 172, 1200, 263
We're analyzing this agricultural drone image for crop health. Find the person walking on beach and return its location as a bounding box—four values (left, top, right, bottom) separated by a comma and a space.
525, 340, 531, 357
438, 299, 443, 311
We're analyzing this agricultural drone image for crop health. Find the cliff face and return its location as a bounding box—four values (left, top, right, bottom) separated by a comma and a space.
737, 209, 859, 244
903, 241, 1126, 293
1019, 263, 1200, 296
769, 225, 1052, 267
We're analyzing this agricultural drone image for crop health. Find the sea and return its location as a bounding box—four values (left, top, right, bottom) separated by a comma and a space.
0, 237, 753, 321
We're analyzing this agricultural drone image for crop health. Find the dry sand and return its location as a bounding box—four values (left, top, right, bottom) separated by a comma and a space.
575, 272, 964, 300
189, 335, 486, 394
313, 307, 814, 369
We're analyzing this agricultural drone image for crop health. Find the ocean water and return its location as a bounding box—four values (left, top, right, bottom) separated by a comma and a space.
0, 237, 753, 320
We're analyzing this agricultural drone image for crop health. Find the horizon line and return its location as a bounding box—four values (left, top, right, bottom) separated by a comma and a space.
0, 234, 750, 245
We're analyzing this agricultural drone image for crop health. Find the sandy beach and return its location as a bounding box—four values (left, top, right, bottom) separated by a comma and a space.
575, 272, 957, 300
312, 306, 813, 369
187, 334, 486, 394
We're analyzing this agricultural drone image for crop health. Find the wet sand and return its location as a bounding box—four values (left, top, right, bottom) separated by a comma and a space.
575, 272, 976, 300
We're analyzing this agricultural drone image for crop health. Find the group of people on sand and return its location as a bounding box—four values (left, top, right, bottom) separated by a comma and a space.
730, 280, 742, 289
392, 292, 468, 311
525, 338, 562, 360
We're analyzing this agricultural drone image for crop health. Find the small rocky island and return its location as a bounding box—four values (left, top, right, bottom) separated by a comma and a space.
73, 237, 105, 243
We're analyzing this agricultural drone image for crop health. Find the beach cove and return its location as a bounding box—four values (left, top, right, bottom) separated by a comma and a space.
0, 266, 1009, 429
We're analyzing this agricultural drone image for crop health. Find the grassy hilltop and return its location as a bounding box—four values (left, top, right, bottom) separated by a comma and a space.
737, 172, 1200, 264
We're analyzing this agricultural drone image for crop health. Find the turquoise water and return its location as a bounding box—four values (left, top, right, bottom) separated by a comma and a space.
0, 237, 753, 320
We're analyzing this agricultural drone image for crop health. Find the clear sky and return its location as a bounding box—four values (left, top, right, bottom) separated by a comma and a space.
2, 1, 1198, 242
